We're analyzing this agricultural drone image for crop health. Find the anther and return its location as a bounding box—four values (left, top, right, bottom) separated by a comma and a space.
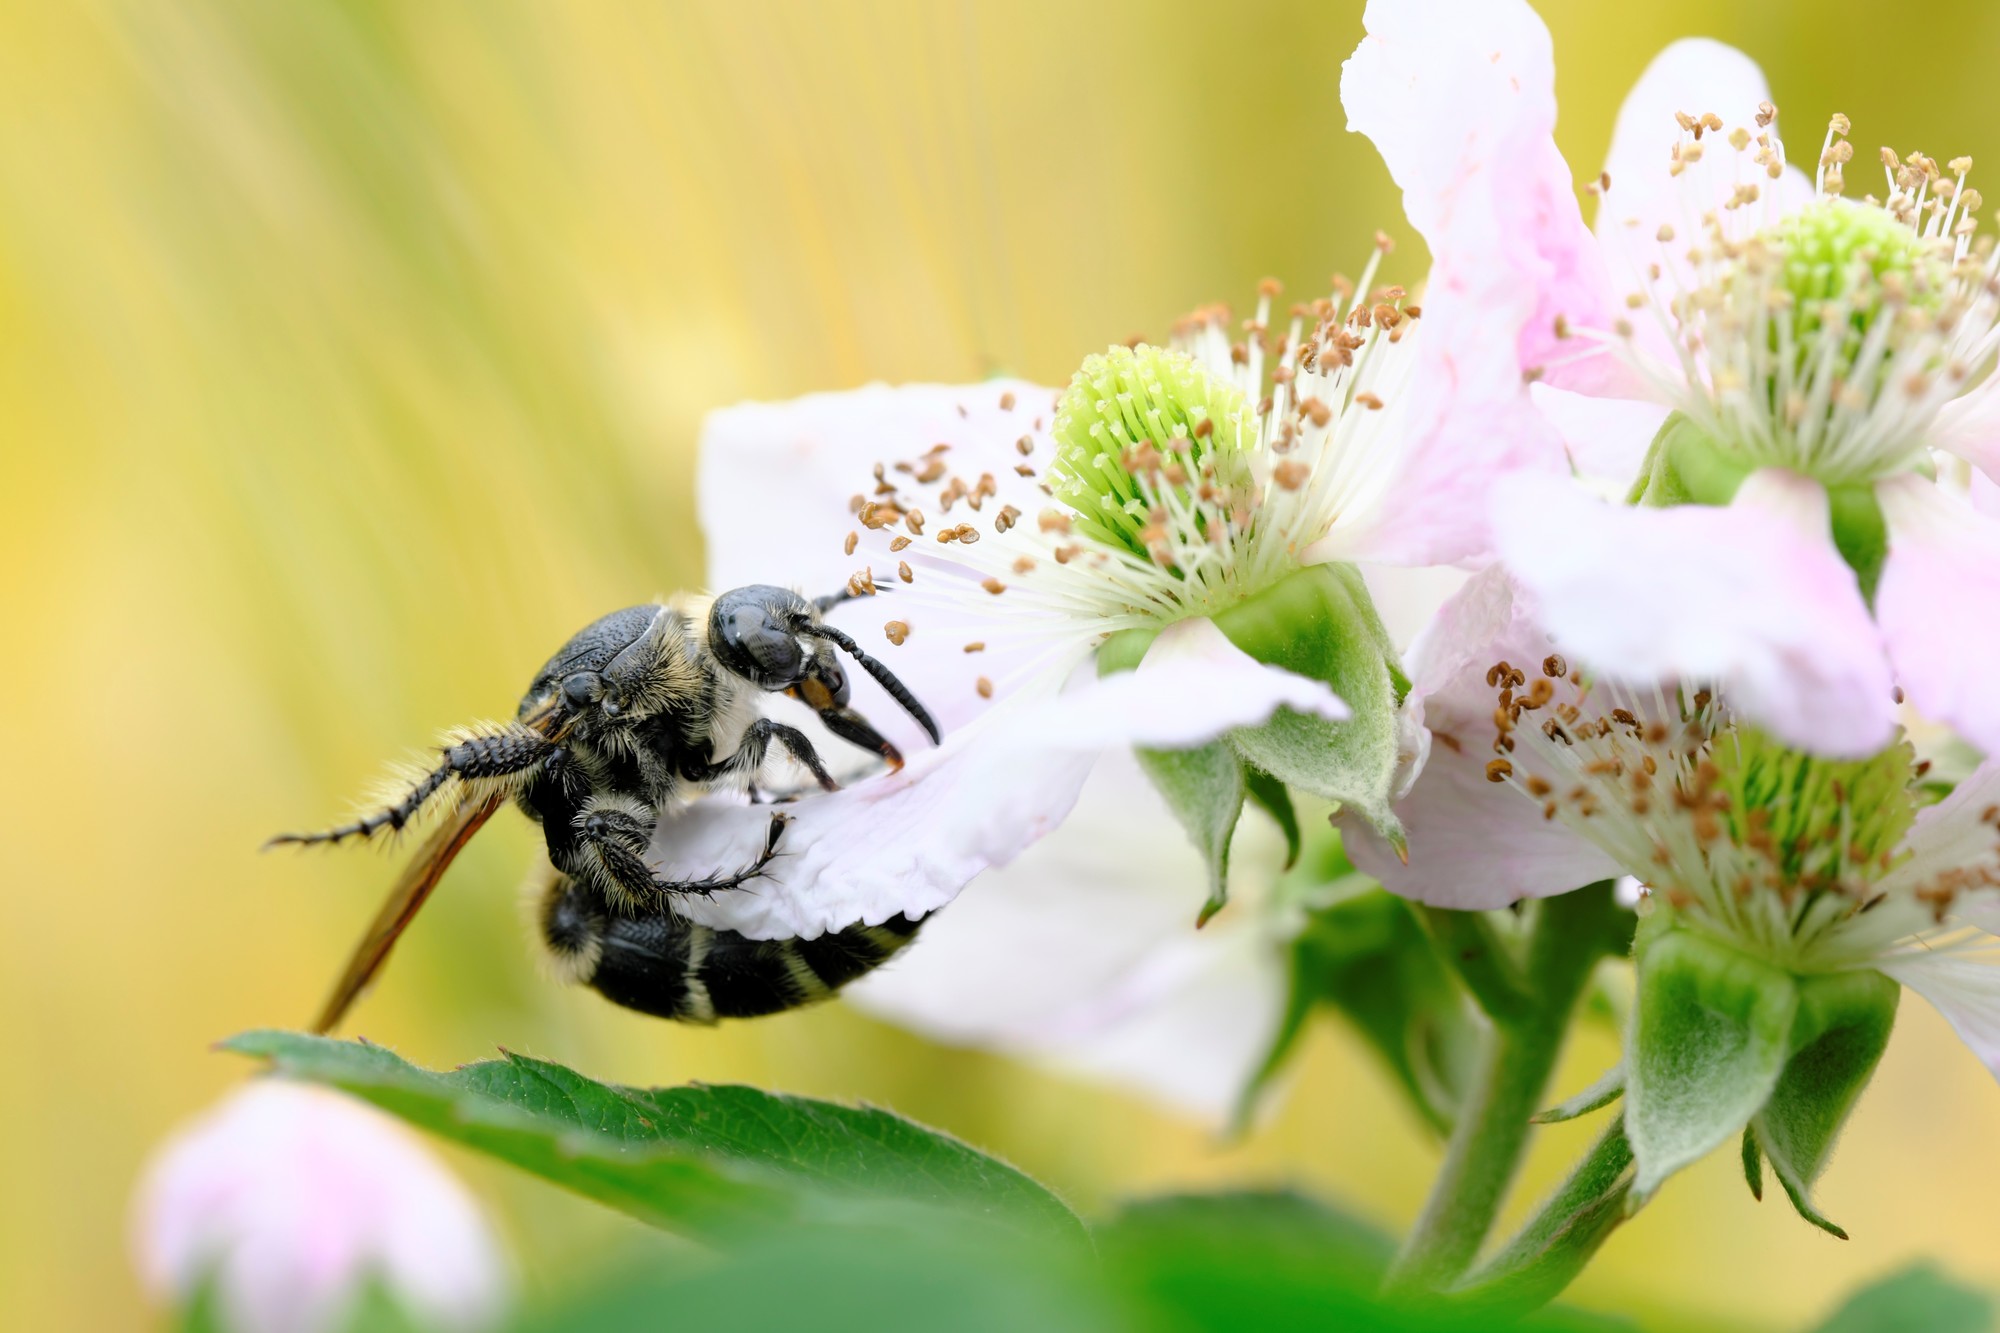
980, 578, 1006, 595
976, 677, 994, 699
844, 532, 858, 556
884, 621, 910, 646
1486, 758, 1514, 783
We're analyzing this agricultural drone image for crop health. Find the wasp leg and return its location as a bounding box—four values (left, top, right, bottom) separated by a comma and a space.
705, 718, 841, 793
536, 870, 926, 1024
268, 722, 554, 847
567, 801, 789, 911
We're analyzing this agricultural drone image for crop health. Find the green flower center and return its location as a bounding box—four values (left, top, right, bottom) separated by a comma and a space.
1710, 727, 1916, 892
1770, 199, 1946, 376
1048, 346, 1255, 561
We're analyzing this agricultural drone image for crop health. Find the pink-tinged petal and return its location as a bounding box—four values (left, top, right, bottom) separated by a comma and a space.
1492, 469, 1897, 757
1335, 0, 1591, 564
1009, 617, 1347, 751
848, 749, 1287, 1122
1343, 0, 1628, 397
1341, 568, 1621, 907
698, 380, 1058, 594
1593, 40, 1812, 373
651, 618, 1347, 939
1875, 948, 2000, 1085
1876, 474, 2000, 754
133, 1082, 508, 1333
1530, 383, 1668, 495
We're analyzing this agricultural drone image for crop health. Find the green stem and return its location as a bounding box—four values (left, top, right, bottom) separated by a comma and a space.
1454, 1115, 1635, 1317
1383, 885, 1618, 1298
1417, 904, 1534, 1026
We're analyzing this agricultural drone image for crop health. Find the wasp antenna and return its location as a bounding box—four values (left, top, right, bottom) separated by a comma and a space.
800, 624, 941, 745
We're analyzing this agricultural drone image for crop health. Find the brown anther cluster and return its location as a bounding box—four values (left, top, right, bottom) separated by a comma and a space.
884, 620, 909, 646
847, 568, 878, 598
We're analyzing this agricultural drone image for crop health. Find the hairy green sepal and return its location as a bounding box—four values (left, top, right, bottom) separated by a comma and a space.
1625, 919, 1799, 1203
1749, 968, 1900, 1238
1625, 917, 1901, 1220
1215, 564, 1407, 846
1100, 563, 1407, 920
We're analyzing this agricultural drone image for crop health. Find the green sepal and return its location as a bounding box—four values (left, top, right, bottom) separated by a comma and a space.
1741, 1123, 1764, 1201
1750, 968, 1900, 1239
1625, 919, 1799, 1203
1532, 1063, 1625, 1125
1825, 483, 1889, 609
1133, 741, 1246, 926
1101, 626, 1249, 923
1237, 855, 1481, 1138
1243, 767, 1301, 870
1211, 564, 1407, 849
1633, 412, 1890, 604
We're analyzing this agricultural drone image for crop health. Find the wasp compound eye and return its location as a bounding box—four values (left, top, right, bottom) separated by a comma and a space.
708, 586, 809, 689
561, 672, 604, 707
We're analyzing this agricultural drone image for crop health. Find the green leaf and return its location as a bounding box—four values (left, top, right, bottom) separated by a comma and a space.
515, 1219, 1114, 1333
1532, 1063, 1625, 1125
1752, 968, 1900, 1239
1133, 740, 1246, 925
1625, 924, 1799, 1202
1813, 1264, 1996, 1333
1212, 563, 1407, 847
224, 1031, 1086, 1247
1240, 885, 1481, 1137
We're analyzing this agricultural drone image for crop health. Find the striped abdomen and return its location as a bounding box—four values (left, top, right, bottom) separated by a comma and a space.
538, 874, 922, 1023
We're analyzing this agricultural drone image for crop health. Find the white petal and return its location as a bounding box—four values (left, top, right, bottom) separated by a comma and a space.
132, 1082, 508, 1333
1492, 470, 1898, 757
1876, 947, 2000, 1085
1005, 616, 1347, 752
1341, 568, 1622, 906
1593, 39, 1813, 370
698, 381, 1065, 749
1876, 474, 2000, 755
698, 381, 1056, 593
1878, 758, 2000, 903
848, 749, 1288, 1122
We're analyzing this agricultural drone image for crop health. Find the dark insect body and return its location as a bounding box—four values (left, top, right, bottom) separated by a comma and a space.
270, 585, 940, 1032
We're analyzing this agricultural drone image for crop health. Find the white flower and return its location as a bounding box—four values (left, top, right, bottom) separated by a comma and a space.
132, 1081, 508, 1333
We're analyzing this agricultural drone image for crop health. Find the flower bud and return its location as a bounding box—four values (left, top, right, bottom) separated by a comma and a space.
132, 1081, 508, 1333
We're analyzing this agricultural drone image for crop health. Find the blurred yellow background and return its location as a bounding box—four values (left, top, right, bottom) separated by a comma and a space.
5, 1, 1999, 1328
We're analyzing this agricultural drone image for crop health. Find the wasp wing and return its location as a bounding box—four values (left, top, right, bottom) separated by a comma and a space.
310, 793, 505, 1034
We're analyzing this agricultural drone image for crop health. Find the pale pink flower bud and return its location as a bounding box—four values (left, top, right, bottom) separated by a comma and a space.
132, 1080, 508, 1333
